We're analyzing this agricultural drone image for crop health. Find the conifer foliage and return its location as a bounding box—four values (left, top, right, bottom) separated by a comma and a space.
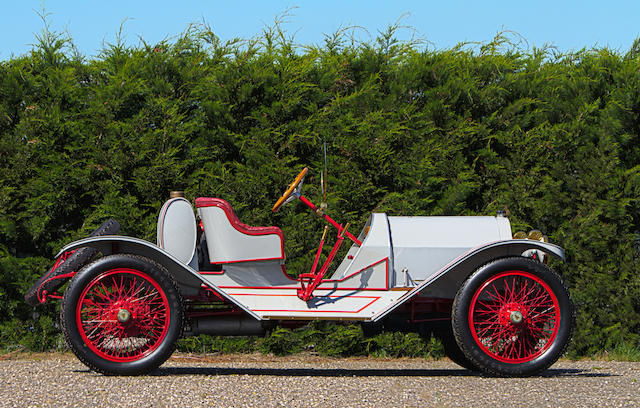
0, 22, 639, 356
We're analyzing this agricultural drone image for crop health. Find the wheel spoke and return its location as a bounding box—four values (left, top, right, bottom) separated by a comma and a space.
76, 268, 170, 363
469, 270, 560, 363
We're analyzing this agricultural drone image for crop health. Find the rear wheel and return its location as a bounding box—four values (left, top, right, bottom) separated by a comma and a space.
61, 254, 183, 375
452, 257, 574, 377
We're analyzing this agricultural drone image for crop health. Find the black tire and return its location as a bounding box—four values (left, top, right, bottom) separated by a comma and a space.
25, 219, 120, 306
452, 257, 574, 377
61, 254, 183, 375
437, 327, 480, 372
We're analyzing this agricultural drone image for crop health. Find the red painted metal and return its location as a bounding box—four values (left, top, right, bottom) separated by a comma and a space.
217, 285, 390, 293
75, 268, 171, 363
38, 271, 77, 302
37, 250, 78, 304
298, 228, 346, 300
307, 227, 328, 279
298, 195, 362, 245
291, 194, 369, 300
183, 285, 245, 319
198, 270, 225, 275
468, 270, 561, 364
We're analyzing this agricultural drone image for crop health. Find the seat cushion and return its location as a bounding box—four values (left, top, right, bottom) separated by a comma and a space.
195, 198, 284, 264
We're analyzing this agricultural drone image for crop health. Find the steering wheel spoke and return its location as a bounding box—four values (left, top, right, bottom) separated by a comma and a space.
272, 167, 308, 212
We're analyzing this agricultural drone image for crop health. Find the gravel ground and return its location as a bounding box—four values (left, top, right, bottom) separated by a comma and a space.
0, 353, 638, 407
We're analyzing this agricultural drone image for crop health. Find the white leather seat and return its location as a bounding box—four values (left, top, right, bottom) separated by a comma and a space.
195, 197, 284, 264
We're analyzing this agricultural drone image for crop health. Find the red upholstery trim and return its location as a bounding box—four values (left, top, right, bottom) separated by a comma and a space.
195, 197, 285, 259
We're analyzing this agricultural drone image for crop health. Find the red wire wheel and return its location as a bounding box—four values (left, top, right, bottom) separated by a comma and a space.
452, 257, 574, 377
76, 268, 171, 362
468, 270, 560, 363
62, 255, 183, 375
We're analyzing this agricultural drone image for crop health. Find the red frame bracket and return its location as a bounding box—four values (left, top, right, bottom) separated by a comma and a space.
294, 194, 364, 301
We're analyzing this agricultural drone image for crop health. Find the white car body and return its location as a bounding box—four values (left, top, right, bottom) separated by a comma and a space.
33, 169, 572, 377
58, 197, 563, 322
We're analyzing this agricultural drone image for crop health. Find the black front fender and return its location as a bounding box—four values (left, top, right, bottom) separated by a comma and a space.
373, 239, 565, 321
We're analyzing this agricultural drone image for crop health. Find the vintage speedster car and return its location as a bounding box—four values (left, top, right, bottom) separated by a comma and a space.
25, 168, 574, 377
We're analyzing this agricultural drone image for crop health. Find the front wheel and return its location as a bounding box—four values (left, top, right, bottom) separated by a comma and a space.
61, 254, 183, 375
452, 257, 574, 377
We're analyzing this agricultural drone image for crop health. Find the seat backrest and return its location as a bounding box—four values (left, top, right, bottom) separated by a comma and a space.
157, 197, 198, 268
195, 197, 284, 264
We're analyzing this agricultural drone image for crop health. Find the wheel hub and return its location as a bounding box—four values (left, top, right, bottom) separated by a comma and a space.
117, 308, 131, 323
499, 302, 527, 327
509, 310, 523, 324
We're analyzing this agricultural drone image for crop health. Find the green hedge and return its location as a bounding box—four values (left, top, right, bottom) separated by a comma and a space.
176, 323, 445, 358
1, 21, 639, 357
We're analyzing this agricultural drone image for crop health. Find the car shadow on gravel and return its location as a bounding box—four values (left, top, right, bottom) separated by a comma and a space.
147, 367, 616, 378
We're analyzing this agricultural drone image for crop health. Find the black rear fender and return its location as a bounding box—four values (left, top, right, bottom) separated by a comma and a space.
53, 235, 260, 320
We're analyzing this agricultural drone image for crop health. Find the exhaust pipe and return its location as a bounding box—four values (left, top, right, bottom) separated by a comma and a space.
189, 316, 272, 336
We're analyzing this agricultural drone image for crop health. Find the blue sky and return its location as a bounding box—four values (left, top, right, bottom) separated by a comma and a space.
1, 1, 639, 59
